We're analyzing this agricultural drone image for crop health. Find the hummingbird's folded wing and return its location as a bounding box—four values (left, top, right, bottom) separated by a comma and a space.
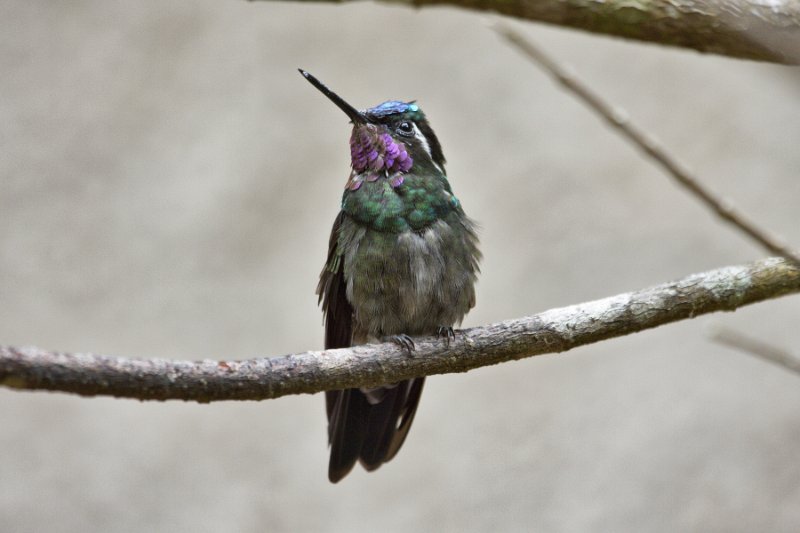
317, 211, 353, 354
317, 212, 364, 481
317, 211, 425, 483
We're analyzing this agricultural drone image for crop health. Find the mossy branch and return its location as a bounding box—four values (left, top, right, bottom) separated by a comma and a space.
1, 256, 798, 402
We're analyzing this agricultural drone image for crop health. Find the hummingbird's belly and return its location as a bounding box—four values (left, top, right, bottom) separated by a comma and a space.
342, 217, 477, 339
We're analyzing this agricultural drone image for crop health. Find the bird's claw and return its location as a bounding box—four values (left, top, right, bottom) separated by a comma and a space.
384, 334, 416, 353
436, 326, 456, 346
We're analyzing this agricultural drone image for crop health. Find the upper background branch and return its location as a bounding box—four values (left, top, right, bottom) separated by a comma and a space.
273, 0, 800, 65
2, 256, 798, 402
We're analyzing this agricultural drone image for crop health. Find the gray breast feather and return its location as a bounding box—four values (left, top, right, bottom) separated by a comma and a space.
340, 216, 480, 339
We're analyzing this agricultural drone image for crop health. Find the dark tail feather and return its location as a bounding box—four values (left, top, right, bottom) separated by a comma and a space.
328, 389, 370, 483
385, 377, 425, 462
327, 378, 426, 482
359, 386, 405, 470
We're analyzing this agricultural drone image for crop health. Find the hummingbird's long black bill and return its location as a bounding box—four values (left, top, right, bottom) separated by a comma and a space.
299, 69, 368, 125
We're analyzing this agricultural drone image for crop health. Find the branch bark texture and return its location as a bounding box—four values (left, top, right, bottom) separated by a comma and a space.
279, 0, 800, 64
1, 257, 798, 402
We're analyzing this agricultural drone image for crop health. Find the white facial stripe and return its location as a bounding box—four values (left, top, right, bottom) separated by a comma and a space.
411, 122, 445, 174
411, 122, 431, 157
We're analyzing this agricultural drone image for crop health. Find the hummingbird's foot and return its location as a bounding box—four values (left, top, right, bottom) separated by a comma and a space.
436, 326, 456, 346
384, 334, 415, 353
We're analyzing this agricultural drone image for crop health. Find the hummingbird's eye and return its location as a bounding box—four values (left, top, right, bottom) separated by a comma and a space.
396, 121, 414, 137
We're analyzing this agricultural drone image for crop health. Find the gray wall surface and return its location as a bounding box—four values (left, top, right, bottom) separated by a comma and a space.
2, 1, 800, 532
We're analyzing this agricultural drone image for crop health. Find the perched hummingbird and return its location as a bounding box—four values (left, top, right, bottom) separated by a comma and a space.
300, 70, 481, 483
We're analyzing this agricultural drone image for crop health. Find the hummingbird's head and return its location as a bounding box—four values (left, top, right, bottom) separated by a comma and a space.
299, 70, 446, 176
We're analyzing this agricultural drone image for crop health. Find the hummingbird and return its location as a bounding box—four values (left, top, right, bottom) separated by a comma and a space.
300, 70, 481, 483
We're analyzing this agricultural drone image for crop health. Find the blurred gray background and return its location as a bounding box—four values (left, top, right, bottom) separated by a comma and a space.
2, 1, 800, 532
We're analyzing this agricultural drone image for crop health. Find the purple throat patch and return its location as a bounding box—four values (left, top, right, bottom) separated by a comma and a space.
349, 126, 413, 174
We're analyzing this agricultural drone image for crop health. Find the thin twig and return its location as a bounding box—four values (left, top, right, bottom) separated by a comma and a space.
710, 325, 800, 376
494, 23, 800, 270
1, 257, 798, 402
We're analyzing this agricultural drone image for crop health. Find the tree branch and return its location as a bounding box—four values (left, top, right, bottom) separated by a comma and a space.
269, 0, 800, 65
1, 256, 798, 402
